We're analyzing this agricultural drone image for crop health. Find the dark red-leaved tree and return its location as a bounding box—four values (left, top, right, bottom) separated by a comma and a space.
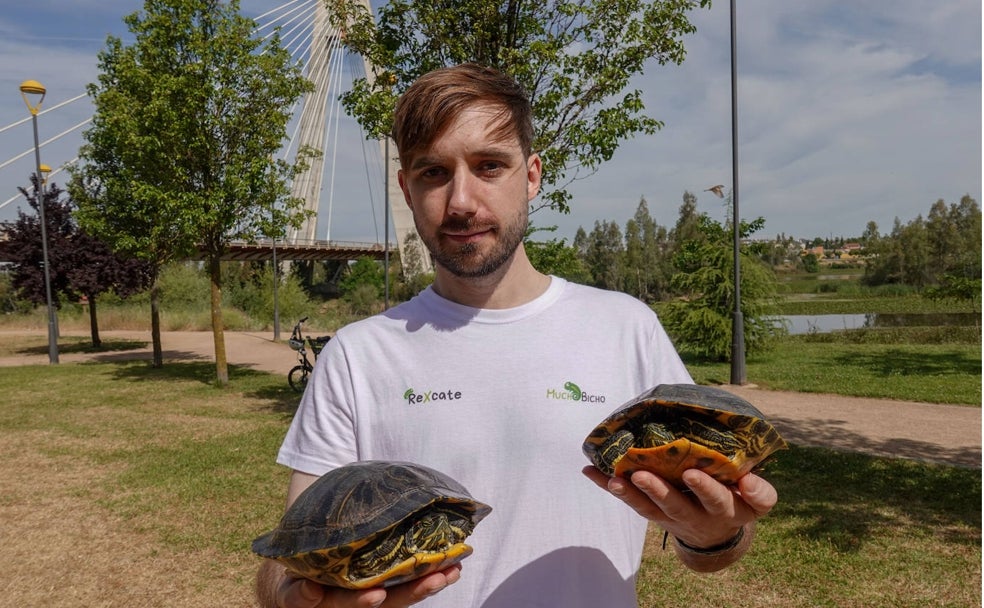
0, 175, 152, 347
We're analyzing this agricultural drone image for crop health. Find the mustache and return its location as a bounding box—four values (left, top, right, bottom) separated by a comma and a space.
440, 217, 496, 233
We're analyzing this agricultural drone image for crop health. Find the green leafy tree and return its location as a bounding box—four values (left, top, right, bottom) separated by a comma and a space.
799, 252, 820, 273
583, 220, 625, 290
525, 227, 590, 283
662, 213, 784, 361
340, 258, 386, 299
860, 220, 880, 246
331, 0, 710, 213
670, 191, 702, 250
925, 274, 982, 311
70, 0, 313, 383
625, 197, 670, 301
863, 216, 932, 287
863, 196, 980, 290
624, 216, 646, 298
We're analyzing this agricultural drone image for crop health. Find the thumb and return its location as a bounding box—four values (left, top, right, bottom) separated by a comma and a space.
280, 577, 326, 608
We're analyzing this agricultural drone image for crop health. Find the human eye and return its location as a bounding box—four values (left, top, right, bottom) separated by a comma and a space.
477, 159, 506, 177
418, 165, 448, 182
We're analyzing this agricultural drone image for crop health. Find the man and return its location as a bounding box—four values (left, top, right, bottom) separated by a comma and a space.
256, 63, 778, 608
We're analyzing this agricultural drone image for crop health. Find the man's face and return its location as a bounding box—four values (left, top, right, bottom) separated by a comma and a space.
397, 104, 541, 279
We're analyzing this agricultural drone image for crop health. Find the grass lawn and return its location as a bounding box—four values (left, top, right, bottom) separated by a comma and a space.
0, 361, 978, 607
685, 337, 981, 405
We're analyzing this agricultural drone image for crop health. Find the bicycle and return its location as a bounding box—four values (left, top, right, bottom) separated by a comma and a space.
287, 317, 332, 392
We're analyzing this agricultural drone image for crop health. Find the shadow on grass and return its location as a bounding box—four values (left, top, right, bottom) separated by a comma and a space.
103, 360, 301, 417
18, 337, 147, 356
768, 415, 981, 468
766, 445, 982, 552
831, 347, 981, 377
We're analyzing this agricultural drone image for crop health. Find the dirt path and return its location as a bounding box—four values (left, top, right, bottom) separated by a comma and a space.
2, 329, 980, 468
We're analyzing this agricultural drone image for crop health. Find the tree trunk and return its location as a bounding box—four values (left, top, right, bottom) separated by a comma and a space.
150, 282, 163, 368
209, 255, 228, 386
87, 294, 101, 348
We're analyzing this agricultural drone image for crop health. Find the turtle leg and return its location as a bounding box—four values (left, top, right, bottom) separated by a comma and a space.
594, 429, 634, 476
351, 526, 406, 580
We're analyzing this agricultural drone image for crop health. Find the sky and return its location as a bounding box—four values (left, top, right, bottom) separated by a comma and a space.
0, 1, 980, 245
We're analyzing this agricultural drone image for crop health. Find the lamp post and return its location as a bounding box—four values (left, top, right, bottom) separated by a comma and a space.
20, 79, 59, 364
272, 233, 280, 341
729, 0, 745, 385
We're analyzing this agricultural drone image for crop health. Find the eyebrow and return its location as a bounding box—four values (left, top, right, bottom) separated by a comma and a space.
408, 145, 520, 171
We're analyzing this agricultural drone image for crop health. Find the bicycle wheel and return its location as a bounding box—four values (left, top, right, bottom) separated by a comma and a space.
288, 365, 310, 392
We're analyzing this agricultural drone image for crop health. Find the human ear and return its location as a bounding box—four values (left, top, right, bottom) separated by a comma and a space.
526, 153, 542, 201
398, 169, 414, 211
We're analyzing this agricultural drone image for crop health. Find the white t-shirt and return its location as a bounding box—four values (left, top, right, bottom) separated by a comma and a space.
277, 277, 693, 607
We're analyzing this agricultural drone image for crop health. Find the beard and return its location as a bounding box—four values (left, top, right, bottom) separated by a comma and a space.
420, 206, 528, 279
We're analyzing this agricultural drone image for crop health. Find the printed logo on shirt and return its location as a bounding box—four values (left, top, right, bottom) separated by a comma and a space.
403, 387, 463, 406
545, 381, 607, 404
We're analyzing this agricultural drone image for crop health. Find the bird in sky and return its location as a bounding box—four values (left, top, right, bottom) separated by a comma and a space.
705, 184, 725, 198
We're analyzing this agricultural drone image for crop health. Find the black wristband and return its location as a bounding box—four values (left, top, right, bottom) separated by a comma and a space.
674, 525, 745, 555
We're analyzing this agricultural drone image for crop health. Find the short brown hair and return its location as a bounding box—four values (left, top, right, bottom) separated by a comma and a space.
391, 63, 534, 168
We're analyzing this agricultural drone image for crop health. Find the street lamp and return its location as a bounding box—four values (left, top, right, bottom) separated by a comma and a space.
20, 79, 59, 364
729, 0, 745, 384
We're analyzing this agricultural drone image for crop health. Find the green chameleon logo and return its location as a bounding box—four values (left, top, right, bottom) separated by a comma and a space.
564, 381, 582, 400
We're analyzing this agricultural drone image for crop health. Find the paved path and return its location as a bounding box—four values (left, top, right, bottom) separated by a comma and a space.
2, 329, 980, 468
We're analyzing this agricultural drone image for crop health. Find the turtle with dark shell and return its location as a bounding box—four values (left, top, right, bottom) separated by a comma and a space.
583, 384, 787, 488
252, 461, 492, 589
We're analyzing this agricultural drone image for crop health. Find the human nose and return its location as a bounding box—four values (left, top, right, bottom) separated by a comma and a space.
447, 171, 479, 216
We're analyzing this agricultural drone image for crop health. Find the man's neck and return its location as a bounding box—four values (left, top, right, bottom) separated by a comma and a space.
430, 249, 551, 309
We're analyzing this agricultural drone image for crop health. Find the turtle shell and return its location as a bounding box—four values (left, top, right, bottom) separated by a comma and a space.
583, 384, 787, 488
252, 461, 492, 589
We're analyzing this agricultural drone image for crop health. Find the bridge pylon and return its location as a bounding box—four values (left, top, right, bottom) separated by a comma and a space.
287, 0, 432, 275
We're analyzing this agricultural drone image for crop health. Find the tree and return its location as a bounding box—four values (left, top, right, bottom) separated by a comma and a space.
661, 213, 784, 361
2, 176, 73, 310
525, 227, 590, 283
1, 177, 152, 347
331, 0, 711, 213
70, 0, 313, 383
583, 220, 624, 290
860, 220, 879, 247
623, 216, 646, 298
670, 190, 702, 253
862, 196, 980, 290
340, 258, 386, 298
627, 197, 670, 301
800, 252, 820, 274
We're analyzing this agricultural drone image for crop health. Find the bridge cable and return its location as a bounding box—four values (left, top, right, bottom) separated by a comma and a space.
0, 119, 91, 172
0, 93, 87, 136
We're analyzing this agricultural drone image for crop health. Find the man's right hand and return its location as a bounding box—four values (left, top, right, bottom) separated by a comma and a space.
259, 560, 463, 608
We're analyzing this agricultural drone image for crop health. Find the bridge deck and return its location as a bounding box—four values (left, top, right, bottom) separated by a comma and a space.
216, 239, 390, 262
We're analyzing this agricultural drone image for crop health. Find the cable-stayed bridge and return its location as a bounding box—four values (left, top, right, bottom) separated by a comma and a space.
0, 0, 429, 269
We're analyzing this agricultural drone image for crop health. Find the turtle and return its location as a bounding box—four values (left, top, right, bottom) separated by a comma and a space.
251, 460, 492, 589
582, 384, 787, 489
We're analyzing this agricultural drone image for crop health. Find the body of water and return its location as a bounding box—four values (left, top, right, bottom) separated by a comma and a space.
778, 313, 979, 335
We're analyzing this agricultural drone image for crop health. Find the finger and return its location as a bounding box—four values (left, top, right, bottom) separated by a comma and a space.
376, 565, 462, 607
680, 469, 738, 518
279, 577, 327, 608
581, 465, 611, 490
610, 470, 680, 520
583, 466, 674, 520
736, 473, 778, 517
